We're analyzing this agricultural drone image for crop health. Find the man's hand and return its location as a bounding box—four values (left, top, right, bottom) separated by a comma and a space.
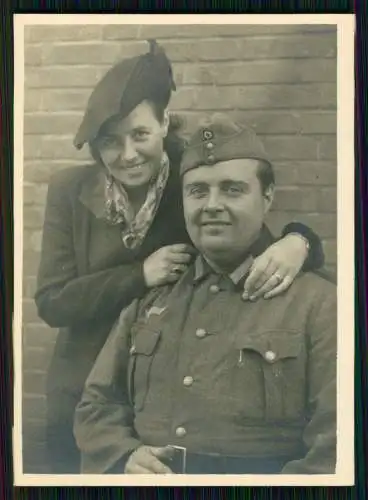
124, 445, 176, 474
242, 233, 309, 301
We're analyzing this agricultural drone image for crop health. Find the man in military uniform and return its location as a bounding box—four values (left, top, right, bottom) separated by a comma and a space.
73, 114, 337, 475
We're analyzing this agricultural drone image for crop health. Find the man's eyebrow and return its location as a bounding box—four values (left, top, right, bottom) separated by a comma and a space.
131, 125, 151, 132
184, 182, 208, 190
220, 179, 249, 186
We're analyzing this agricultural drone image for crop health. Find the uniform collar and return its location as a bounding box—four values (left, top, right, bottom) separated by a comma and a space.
193, 225, 275, 285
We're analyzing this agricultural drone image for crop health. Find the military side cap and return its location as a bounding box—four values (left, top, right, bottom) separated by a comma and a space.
180, 113, 270, 176
74, 40, 176, 150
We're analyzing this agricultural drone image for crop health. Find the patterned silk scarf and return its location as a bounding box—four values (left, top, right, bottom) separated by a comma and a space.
104, 152, 170, 249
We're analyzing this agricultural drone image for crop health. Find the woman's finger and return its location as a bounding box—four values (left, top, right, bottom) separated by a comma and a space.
263, 275, 294, 299
243, 261, 277, 298
169, 252, 192, 264
169, 244, 196, 254
247, 272, 286, 300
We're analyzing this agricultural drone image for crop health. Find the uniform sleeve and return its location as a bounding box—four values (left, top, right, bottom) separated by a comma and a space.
73, 300, 142, 474
35, 172, 147, 328
281, 284, 337, 474
281, 222, 325, 271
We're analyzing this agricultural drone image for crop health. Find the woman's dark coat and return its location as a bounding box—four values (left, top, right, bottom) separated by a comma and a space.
35, 146, 190, 472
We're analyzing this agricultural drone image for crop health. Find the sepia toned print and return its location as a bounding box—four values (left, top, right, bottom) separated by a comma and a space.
13, 14, 354, 487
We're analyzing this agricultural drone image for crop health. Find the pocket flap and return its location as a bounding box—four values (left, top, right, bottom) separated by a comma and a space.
130, 325, 161, 356
235, 330, 302, 362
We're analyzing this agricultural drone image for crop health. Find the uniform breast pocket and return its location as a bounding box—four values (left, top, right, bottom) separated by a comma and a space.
128, 324, 162, 412
235, 330, 305, 422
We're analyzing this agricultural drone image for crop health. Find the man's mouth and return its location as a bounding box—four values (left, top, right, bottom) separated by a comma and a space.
201, 220, 232, 226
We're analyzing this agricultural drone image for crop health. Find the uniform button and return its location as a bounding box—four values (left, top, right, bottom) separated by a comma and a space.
209, 284, 220, 294
206, 154, 215, 163
129, 345, 136, 355
195, 328, 207, 338
183, 376, 194, 387
175, 426, 187, 438
206, 141, 214, 150
264, 350, 276, 362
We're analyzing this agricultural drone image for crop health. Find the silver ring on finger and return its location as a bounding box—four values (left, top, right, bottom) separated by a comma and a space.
172, 266, 182, 274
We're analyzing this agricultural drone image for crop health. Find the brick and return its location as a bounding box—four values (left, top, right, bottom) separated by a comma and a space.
237, 83, 336, 110
190, 83, 336, 111
102, 24, 141, 40
40, 89, 90, 111
184, 58, 336, 85
23, 299, 41, 324
234, 33, 337, 60
169, 88, 200, 111
139, 24, 336, 40
172, 33, 335, 63
23, 371, 47, 395
267, 211, 337, 239
23, 250, 41, 275
318, 136, 337, 160
323, 239, 337, 264
23, 323, 58, 348
192, 38, 336, 63
24, 90, 43, 112
176, 110, 336, 136
25, 66, 106, 89
273, 161, 337, 186
237, 111, 336, 135
27, 25, 103, 43
23, 276, 37, 298
24, 45, 43, 66
22, 438, 47, 469
23, 160, 85, 183
23, 184, 48, 205
273, 187, 319, 212
263, 136, 319, 161
22, 394, 46, 420
42, 40, 147, 66
23, 206, 45, 229
316, 188, 337, 212
22, 418, 47, 442
24, 112, 83, 135
24, 229, 42, 252
24, 135, 89, 161
23, 346, 52, 373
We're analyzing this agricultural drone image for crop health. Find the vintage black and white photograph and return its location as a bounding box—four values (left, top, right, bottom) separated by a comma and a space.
13, 14, 355, 486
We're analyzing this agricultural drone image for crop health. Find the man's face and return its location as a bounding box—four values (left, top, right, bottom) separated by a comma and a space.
95, 100, 168, 188
183, 159, 274, 267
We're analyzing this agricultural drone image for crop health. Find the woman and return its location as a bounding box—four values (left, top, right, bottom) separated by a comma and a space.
35, 40, 324, 474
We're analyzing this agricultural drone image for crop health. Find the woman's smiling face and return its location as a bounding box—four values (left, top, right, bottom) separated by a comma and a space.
95, 100, 169, 188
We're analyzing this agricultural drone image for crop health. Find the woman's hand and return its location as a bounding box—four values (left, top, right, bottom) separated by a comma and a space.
143, 244, 196, 288
242, 233, 309, 301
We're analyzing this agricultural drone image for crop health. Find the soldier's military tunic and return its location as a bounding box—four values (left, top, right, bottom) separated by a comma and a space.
74, 226, 336, 474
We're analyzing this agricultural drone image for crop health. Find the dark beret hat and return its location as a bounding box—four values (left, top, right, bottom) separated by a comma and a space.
180, 113, 271, 176
74, 40, 176, 150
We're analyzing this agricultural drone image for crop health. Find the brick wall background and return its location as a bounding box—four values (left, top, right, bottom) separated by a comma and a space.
22, 24, 337, 473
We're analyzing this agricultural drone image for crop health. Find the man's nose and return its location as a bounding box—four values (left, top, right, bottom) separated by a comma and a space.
204, 191, 224, 213
120, 137, 138, 163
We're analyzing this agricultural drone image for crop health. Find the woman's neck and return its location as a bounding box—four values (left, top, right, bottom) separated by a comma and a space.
125, 185, 149, 214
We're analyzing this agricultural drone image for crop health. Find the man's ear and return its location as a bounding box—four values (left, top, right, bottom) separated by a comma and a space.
263, 183, 275, 215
